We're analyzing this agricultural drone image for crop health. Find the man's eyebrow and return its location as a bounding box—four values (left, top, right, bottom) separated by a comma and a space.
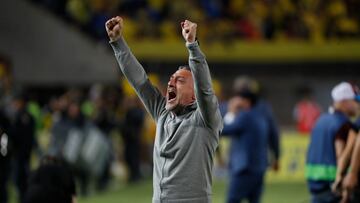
170, 75, 185, 79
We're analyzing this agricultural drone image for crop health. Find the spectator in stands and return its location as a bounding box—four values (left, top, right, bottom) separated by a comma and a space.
29, 0, 360, 43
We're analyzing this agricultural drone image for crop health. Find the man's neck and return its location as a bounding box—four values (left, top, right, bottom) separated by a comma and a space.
171, 102, 196, 116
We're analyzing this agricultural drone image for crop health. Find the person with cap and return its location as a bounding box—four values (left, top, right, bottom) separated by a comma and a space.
333, 97, 360, 203
221, 88, 279, 203
306, 82, 360, 203
105, 17, 223, 202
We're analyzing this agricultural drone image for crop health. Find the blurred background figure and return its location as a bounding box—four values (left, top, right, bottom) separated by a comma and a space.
120, 96, 145, 183
333, 90, 360, 203
221, 77, 280, 203
63, 99, 92, 197
0, 109, 10, 203
90, 86, 117, 191
24, 156, 76, 203
338, 129, 360, 203
48, 94, 71, 157
232, 76, 280, 170
346, 130, 360, 203
293, 86, 322, 134
7, 92, 36, 203
306, 82, 359, 203
0, 55, 14, 109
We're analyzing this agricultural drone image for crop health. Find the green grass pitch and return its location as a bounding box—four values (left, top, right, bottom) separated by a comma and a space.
77, 180, 309, 203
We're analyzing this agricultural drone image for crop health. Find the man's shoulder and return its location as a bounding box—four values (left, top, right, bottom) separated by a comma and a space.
194, 107, 222, 128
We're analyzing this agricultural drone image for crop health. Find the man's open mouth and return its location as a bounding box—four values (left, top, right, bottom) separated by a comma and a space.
167, 89, 177, 102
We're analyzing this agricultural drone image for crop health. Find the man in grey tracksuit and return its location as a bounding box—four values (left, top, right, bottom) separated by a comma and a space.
105, 17, 223, 202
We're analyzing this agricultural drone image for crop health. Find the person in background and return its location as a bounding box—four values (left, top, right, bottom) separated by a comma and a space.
232, 76, 280, 170
339, 131, 360, 203
65, 101, 90, 196
293, 86, 322, 134
306, 82, 359, 203
7, 92, 35, 203
24, 156, 76, 203
120, 96, 145, 183
92, 91, 116, 191
222, 87, 280, 203
333, 99, 360, 203
0, 55, 14, 108
0, 109, 11, 203
48, 95, 71, 157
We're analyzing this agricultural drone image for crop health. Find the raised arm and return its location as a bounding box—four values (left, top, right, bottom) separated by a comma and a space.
181, 20, 222, 132
106, 16, 166, 121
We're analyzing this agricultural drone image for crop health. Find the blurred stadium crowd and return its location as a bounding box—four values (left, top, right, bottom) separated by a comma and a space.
29, 0, 360, 43
0, 55, 160, 202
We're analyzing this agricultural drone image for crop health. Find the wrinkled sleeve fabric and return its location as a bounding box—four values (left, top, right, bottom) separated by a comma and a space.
110, 37, 166, 121
186, 41, 223, 133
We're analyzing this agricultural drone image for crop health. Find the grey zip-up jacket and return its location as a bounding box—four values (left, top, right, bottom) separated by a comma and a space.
110, 37, 223, 203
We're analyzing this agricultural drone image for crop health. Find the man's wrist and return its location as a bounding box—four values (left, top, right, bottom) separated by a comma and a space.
186, 37, 196, 43
109, 36, 129, 54
186, 40, 198, 46
186, 37, 199, 45
109, 36, 122, 43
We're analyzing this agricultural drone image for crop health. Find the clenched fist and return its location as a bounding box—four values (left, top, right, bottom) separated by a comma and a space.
181, 20, 197, 43
105, 16, 123, 42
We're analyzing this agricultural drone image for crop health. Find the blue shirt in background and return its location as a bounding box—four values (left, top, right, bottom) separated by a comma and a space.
306, 111, 354, 193
222, 101, 279, 174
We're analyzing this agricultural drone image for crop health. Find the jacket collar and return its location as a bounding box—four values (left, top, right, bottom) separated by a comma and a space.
170, 102, 197, 118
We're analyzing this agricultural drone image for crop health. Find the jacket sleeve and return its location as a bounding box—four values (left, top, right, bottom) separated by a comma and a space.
264, 103, 280, 160
186, 41, 223, 132
110, 37, 166, 121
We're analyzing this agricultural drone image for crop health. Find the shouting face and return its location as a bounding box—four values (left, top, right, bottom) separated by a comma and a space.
165, 68, 195, 112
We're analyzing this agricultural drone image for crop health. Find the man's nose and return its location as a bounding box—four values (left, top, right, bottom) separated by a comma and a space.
168, 79, 175, 87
